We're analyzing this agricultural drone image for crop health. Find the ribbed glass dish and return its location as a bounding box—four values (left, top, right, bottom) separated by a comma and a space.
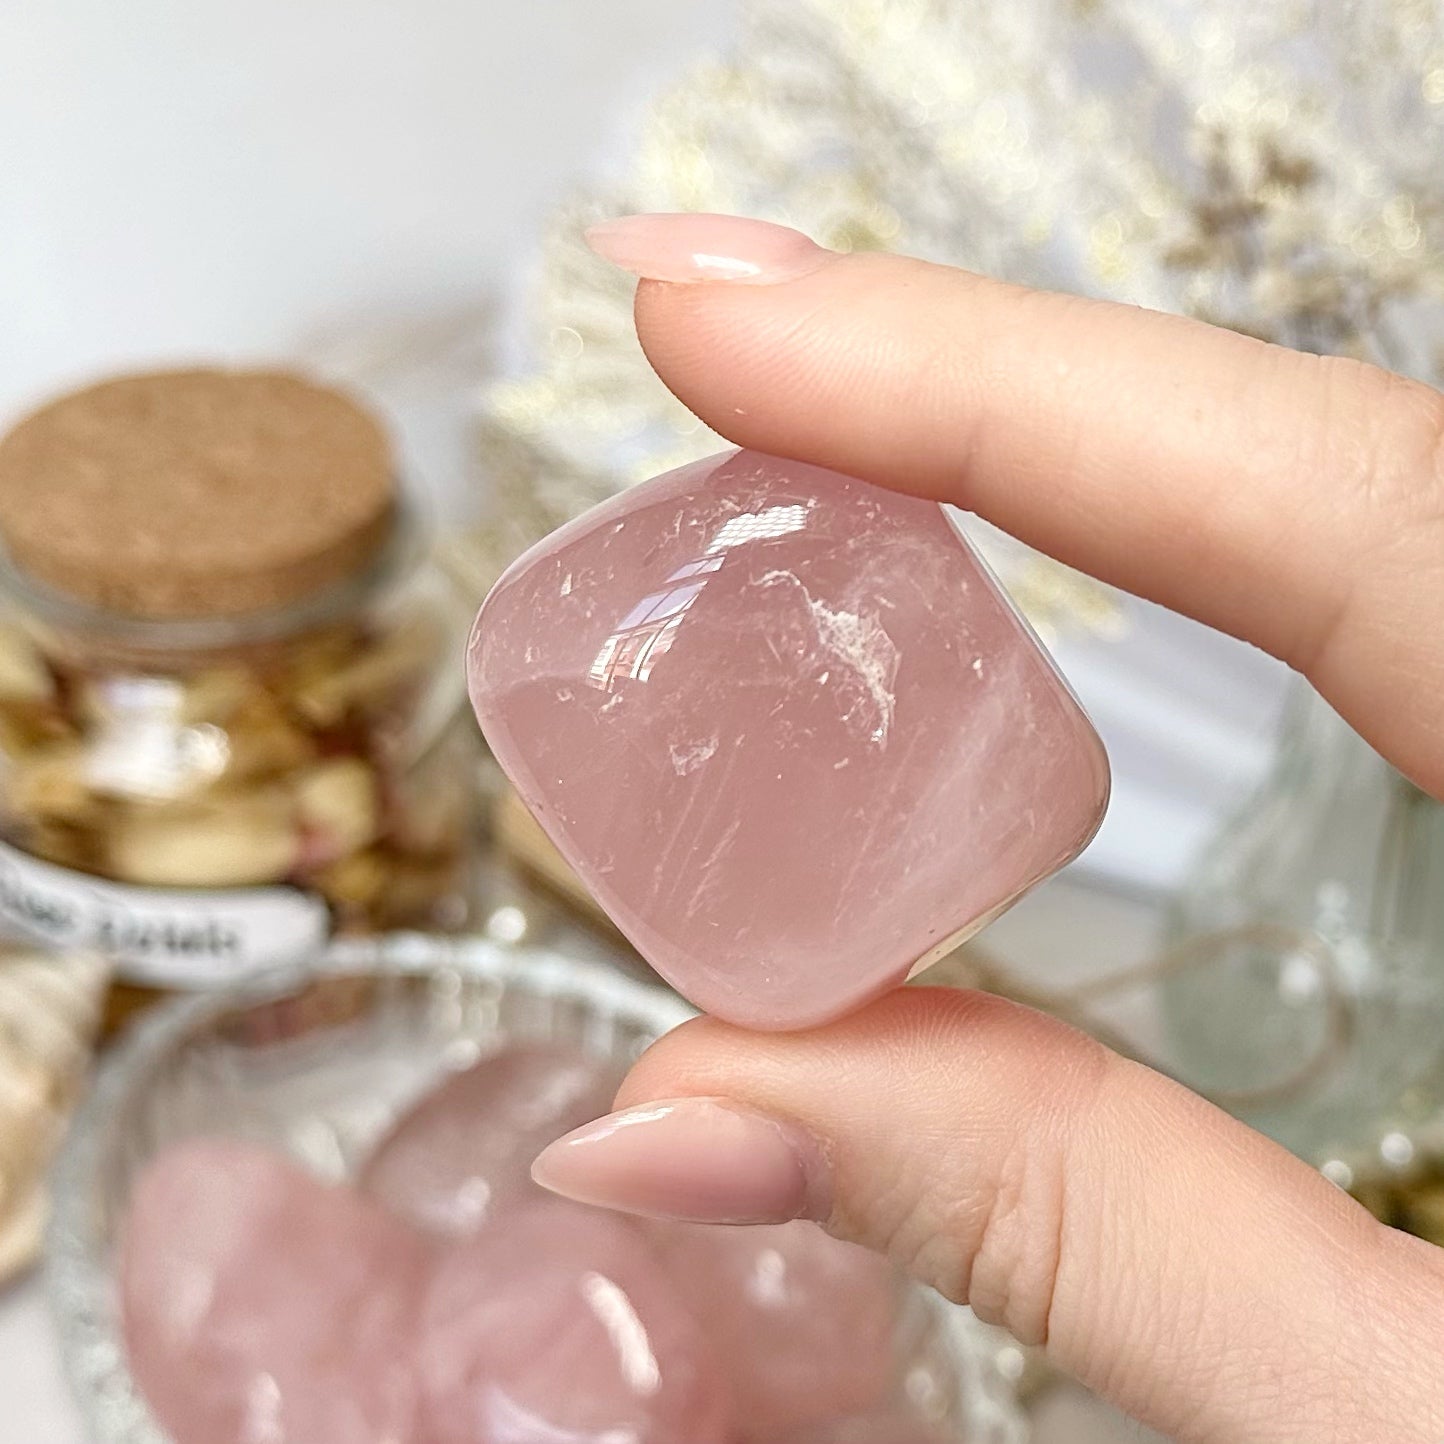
45, 932, 1029, 1444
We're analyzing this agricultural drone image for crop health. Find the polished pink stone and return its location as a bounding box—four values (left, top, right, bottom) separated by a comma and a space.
416, 1195, 732, 1444
652, 1218, 901, 1439
120, 1139, 431, 1444
469, 450, 1109, 1029
359, 1042, 620, 1235
776, 1410, 954, 1443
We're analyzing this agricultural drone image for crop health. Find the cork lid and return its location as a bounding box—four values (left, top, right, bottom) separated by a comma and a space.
0, 369, 396, 620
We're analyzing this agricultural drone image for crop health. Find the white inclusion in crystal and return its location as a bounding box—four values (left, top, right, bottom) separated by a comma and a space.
580, 1273, 662, 1396
972, 657, 984, 675
805, 598, 899, 744
669, 737, 718, 775
756, 572, 899, 743
560, 572, 574, 596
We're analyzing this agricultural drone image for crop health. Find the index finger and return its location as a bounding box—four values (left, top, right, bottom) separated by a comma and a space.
587, 214, 1444, 794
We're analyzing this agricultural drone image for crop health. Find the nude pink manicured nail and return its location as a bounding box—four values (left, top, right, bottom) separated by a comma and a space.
584, 213, 837, 285
531, 1097, 829, 1225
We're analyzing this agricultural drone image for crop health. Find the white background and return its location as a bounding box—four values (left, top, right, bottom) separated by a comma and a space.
0, 1, 734, 428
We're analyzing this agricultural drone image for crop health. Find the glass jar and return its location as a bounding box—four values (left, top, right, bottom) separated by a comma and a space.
0, 371, 480, 993
46, 935, 1029, 1444
1160, 677, 1444, 1164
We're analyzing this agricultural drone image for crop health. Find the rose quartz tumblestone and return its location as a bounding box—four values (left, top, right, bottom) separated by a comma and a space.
416, 1195, 732, 1444
360, 1042, 620, 1235
650, 1218, 902, 1440
469, 450, 1109, 1029
120, 1139, 431, 1444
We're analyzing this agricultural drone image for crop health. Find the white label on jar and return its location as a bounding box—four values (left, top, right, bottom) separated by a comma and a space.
0, 839, 330, 986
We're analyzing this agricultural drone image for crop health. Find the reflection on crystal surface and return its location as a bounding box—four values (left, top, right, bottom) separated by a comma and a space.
417, 1197, 732, 1444
471, 450, 1110, 1028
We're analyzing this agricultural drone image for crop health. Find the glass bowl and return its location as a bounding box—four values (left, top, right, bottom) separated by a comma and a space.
45, 932, 1029, 1444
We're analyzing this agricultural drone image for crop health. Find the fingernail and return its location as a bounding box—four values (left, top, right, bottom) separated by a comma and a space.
531, 1096, 829, 1225
584, 213, 837, 285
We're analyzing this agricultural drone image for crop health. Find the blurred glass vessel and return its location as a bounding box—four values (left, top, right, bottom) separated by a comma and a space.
45, 933, 1029, 1444
1162, 678, 1444, 1164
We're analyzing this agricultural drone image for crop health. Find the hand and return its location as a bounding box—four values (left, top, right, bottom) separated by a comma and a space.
530, 214, 1444, 1444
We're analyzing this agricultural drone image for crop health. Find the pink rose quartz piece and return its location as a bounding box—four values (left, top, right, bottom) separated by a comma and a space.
120, 1138, 431, 1444
469, 450, 1109, 1029
416, 1195, 732, 1444
651, 1218, 902, 1439
777, 1411, 954, 1443
360, 1041, 620, 1235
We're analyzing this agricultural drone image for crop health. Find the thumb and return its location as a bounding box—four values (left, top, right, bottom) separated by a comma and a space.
532, 987, 1444, 1444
